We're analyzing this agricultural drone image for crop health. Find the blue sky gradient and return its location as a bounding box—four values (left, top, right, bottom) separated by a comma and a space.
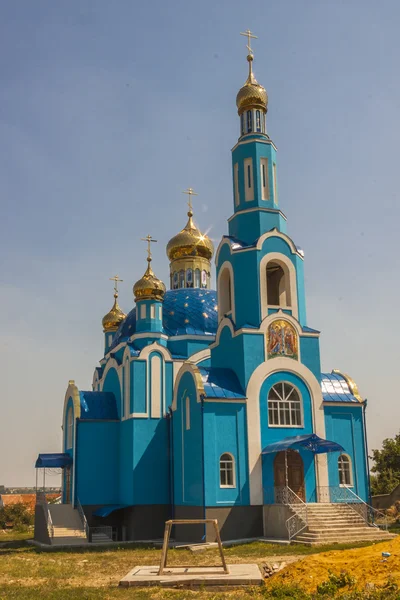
1, 0, 399, 485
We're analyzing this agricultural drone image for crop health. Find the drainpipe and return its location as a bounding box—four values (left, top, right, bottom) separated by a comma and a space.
363, 399, 372, 506
168, 407, 175, 519
200, 394, 206, 541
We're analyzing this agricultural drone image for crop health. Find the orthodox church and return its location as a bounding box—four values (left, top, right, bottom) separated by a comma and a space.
35, 36, 371, 543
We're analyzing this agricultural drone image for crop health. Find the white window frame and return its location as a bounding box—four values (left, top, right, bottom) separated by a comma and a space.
260, 157, 269, 201
267, 382, 303, 428
338, 454, 353, 487
66, 408, 73, 449
140, 304, 146, 319
244, 158, 254, 202
150, 305, 155, 319
219, 452, 236, 488
158, 305, 162, 320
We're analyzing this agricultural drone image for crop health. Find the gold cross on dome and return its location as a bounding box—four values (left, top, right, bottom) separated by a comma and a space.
240, 29, 258, 55
109, 274, 123, 295
182, 187, 198, 213
141, 234, 157, 260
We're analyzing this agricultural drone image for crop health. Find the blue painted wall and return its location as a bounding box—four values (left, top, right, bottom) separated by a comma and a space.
132, 417, 170, 504
76, 421, 119, 506
103, 368, 122, 419
62, 397, 74, 504
132, 361, 147, 414
324, 405, 368, 501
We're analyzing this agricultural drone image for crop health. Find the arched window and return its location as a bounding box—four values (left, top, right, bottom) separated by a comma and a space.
186, 268, 193, 288
338, 454, 353, 486
194, 268, 201, 288
266, 261, 291, 307
256, 110, 261, 132
240, 113, 245, 135
220, 453, 236, 487
173, 272, 178, 290
201, 270, 207, 289
268, 383, 302, 427
218, 267, 232, 320
179, 270, 185, 288
247, 110, 252, 133
66, 408, 73, 449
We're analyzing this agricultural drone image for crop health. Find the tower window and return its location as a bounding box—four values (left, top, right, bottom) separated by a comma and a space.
247, 165, 251, 188
201, 270, 207, 288
158, 305, 162, 320
268, 383, 302, 427
218, 266, 233, 321
338, 454, 353, 486
240, 113, 245, 135
244, 158, 254, 201
186, 268, 193, 288
173, 272, 178, 290
150, 305, 155, 319
140, 304, 146, 319
266, 261, 291, 306
220, 453, 236, 487
247, 110, 252, 133
256, 110, 261, 132
260, 157, 269, 201
179, 270, 185, 288
194, 268, 201, 288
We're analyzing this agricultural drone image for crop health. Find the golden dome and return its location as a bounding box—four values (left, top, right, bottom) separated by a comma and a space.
102, 294, 126, 332
133, 260, 166, 302
236, 55, 268, 115
166, 211, 214, 261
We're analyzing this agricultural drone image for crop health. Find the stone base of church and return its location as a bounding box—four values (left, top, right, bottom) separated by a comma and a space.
84, 504, 171, 542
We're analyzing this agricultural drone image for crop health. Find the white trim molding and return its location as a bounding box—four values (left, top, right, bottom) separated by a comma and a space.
188, 348, 211, 365
256, 229, 302, 257
172, 363, 205, 411
260, 252, 299, 321
217, 261, 236, 323
245, 358, 327, 505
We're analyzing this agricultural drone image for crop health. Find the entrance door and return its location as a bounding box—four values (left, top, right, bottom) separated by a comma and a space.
65, 467, 71, 504
274, 451, 305, 501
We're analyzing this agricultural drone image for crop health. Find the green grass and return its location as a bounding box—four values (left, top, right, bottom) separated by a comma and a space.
0, 539, 394, 600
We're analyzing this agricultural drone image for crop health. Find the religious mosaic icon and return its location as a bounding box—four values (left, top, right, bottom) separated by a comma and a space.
267, 320, 298, 360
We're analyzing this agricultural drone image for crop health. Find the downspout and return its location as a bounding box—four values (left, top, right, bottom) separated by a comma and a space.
200, 393, 206, 541
168, 407, 175, 519
363, 399, 372, 506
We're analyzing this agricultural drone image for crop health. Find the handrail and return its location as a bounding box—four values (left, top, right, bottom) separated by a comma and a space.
36, 491, 54, 539
284, 487, 309, 541
317, 486, 388, 530
76, 498, 89, 540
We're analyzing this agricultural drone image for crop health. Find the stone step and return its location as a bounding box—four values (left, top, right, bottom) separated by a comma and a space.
295, 531, 394, 542
307, 526, 391, 535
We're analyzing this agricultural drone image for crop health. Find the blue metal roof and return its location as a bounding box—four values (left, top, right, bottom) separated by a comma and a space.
79, 391, 118, 420
35, 453, 72, 468
199, 367, 246, 399
321, 372, 360, 403
110, 288, 217, 350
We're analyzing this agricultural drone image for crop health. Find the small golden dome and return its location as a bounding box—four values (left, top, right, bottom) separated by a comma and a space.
133, 260, 166, 302
236, 55, 268, 115
166, 212, 214, 261
102, 294, 126, 332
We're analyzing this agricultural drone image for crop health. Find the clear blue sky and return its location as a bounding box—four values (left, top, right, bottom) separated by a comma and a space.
1, 0, 399, 486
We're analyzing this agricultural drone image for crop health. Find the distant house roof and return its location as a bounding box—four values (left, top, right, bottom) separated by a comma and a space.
321, 371, 362, 403
199, 367, 246, 399
79, 391, 118, 420
0, 494, 59, 512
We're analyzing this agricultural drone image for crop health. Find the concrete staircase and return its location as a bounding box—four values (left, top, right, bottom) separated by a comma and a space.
48, 504, 88, 546
291, 503, 396, 545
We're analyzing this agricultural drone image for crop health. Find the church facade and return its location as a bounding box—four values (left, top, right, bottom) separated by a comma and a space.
38, 44, 370, 542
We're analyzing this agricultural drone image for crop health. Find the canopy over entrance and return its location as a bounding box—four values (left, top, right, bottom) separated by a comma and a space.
93, 505, 130, 517
262, 433, 344, 455
35, 453, 73, 468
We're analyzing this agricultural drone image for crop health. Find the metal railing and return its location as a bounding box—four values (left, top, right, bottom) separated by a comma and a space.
76, 498, 89, 540
264, 486, 308, 541
36, 491, 54, 539
317, 486, 388, 530
89, 526, 113, 543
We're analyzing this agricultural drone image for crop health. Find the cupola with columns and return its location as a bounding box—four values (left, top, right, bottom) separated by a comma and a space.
166, 188, 214, 290
102, 275, 126, 353
133, 235, 166, 343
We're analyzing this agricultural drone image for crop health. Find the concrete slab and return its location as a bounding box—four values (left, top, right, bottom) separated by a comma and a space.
119, 564, 263, 588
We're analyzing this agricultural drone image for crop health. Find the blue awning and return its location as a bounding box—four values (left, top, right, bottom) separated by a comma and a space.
93, 504, 130, 517
261, 434, 345, 455
35, 453, 73, 468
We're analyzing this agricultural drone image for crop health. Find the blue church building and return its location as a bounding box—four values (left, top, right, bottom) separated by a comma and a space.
35, 41, 373, 544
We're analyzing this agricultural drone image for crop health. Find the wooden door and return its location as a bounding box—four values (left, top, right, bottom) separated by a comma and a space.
274, 450, 305, 501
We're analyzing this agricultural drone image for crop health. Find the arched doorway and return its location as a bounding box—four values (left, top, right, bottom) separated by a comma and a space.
274, 450, 305, 501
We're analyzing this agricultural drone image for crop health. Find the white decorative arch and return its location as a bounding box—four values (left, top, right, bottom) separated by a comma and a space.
172, 363, 205, 411
99, 358, 122, 390
260, 252, 299, 320
215, 238, 235, 268
256, 229, 302, 256
212, 318, 235, 348
245, 358, 327, 505
188, 348, 211, 365
62, 380, 81, 425
259, 310, 303, 361
217, 261, 236, 323
138, 342, 173, 362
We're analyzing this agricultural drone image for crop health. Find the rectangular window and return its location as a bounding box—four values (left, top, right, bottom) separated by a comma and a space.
273, 162, 278, 204
234, 163, 239, 206
140, 304, 146, 319
158, 305, 162, 320
150, 305, 155, 319
260, 157, 269, 200
244, 158, 254, 202
185, 397, 190, 430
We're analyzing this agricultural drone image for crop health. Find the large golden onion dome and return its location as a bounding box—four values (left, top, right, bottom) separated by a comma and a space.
102, 294, 126, 332
133, 259, 166, 302
236, 54, 268, 115
166, 210, 214, 261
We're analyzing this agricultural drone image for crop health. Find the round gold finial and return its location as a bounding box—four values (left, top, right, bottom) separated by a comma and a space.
102, 293, 126, 332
